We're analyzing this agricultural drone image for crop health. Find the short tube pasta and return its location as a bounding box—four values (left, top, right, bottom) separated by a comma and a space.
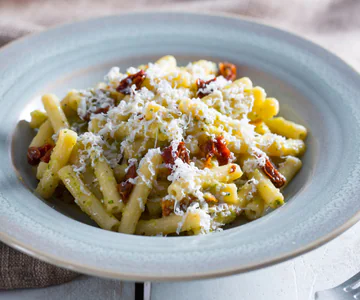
119, 150, 162, 234
27, 56, 306, 236
81, 166, 103, 200
58, 165, 120, 231
252, 169, 284, 209
265, 117, 307, 140
210, 183, 239, 205
253, 121, 271, 135
278, 156, 302, 188
92, 154, 124, 214
35, 129, 77, 199
256, 134, 306, 157
30, 110, 48, 129
135, 212, 201, 236
42, 94, 69, 132
36, 161, 48, 180
204, 164, 243, 183
168, 163, 242, 201
245, 196, 265, 220
236, 181, 255, 208
30, 120, 54, 147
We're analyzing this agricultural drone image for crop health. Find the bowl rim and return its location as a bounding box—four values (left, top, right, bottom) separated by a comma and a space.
1, 10, 360, 281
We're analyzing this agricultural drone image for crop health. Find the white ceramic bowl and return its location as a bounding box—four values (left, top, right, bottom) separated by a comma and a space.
1, 12, 360, 281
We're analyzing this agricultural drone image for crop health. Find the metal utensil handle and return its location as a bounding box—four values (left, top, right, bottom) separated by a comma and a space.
135, 282, 151, 300
144, 282, 151, 300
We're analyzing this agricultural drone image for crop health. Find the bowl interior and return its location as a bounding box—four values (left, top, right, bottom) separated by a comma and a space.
12, 55, 316, 228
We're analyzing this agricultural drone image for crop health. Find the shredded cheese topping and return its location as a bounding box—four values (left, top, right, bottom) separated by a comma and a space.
30, 56, 306, 236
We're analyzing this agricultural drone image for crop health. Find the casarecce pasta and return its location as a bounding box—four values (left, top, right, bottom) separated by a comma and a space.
27, 56, 307, 236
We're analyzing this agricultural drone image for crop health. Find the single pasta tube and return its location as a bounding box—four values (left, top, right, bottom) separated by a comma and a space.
278, 156, 302, 189
135, 212, 201, 236
30, 110, 48, 129
42, 94, 69, 132
265, 117, 307, 140
58, 165, 120, 231
92, 153, 124, 214
252, 169, 284, 209
29, 120, 54, 147
119, 150, 162, 234
35, 129, 77, 199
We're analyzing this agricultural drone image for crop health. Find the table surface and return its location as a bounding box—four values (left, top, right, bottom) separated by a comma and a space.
1, 220, 359, 300
152, 222, 360, 300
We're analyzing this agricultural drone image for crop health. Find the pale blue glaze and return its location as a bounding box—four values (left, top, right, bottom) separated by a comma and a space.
0, 12, 359, 281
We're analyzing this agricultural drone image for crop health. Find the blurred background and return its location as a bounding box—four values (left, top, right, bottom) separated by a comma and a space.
0, 0, 359, 70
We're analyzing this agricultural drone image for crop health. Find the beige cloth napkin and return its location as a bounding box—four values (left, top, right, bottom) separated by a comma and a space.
0, 0, 359, 290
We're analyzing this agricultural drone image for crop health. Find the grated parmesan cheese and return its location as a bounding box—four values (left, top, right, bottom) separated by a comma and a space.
52, 56, 301, 236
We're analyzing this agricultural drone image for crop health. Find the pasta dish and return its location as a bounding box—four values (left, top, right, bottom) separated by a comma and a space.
27, 56, 307, 236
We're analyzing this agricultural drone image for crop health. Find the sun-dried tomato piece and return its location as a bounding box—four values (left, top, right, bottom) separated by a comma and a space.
116, 70, 146, 95
200, 136, 232, 167
118, 182, 133, 203
196, 77, 216, 98
83, 105, 111, 121
214, 136, 232, 166
162, 146, 174, 166
161, 199, 175, 217
41, 144, 53, 153
95, 106, 110, 114
255, 154, 286, 188
200, 140, 216, 168
162, 142, 190, 169
161, 196, 196, 217
178, 143, 190, 164
27, 147, 41, 166
27, 143, 54, 165
118, 163, 137, 202
230, 165, 237, 173
218, 62, 237, 81
40, 145, 54, 163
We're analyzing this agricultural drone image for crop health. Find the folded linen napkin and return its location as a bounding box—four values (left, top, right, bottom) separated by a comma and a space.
0, 243, 78, 289
0, 0, 359, 290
